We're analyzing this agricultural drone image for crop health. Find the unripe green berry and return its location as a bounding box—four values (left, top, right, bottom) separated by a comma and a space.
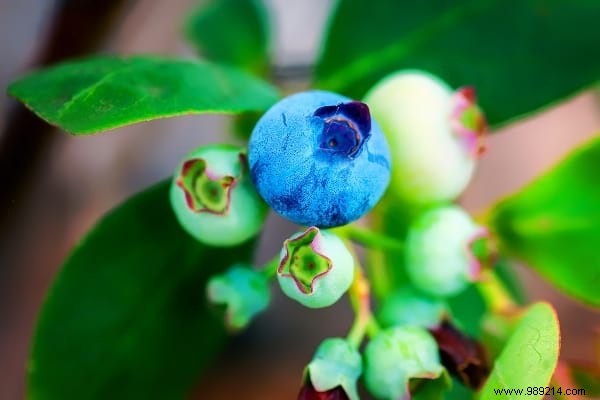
170, 144, 267, 246
364, 70, 487, 206
304, 337, 362, 400
405, 205, 487, 297
277, 227, 354, 308
364, 326, 443, 400
206, 264, 270, 330
378, 287, 447, 329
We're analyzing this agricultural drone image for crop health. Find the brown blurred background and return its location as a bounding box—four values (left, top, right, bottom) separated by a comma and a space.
0, 0, 599, 399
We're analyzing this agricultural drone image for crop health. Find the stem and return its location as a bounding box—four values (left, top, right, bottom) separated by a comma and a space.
334, 223, 400, 306
259, 256, 280, 279
345, 248, 380, 348
364, 248, 393, 301
334, 224, 404, 251
476, 269, 517, 313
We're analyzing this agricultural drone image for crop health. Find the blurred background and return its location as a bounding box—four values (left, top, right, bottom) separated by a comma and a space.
0, 0, 599, 399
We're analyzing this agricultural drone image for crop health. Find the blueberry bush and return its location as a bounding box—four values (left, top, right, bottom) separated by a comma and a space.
7, 0, 600, 399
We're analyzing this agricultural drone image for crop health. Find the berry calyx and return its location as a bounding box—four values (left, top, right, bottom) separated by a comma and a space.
176, 158, 237, 214
429, 320, 490, 389
298, 381, 349, 400
279, 228, 332, 294
277, 227, 354, 308
301, 338, 362, 400
170, 144, 267, 247
314, 101, 371, 158
450, 87, 488, 158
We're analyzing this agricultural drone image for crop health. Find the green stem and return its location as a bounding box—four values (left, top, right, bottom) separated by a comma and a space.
334, 224, 402, 301
334, 224, 399, 321
348, 314, 380, 348
334, 224, 404, 251
259, 256, 280, 279
476, 269, 517, 313
366, 317, 380, 339
364, 247, 393, 302
345, 248, 381, 348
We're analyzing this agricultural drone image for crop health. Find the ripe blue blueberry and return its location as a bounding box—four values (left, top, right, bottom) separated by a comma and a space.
248, 91, 391, 228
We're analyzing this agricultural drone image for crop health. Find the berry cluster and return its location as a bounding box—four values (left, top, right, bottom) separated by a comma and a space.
169, 70, 492, 399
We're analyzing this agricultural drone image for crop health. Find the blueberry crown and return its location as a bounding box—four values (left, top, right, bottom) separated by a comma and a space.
314, 101, 372, 159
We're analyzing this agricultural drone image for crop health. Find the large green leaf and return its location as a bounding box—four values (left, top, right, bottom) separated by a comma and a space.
8, 56, 279, 134
28, 181, 256, 400
316, 0, 600, 126
184, 0, 270, 75
480, 302, 560, 399
490, 136, 600, 306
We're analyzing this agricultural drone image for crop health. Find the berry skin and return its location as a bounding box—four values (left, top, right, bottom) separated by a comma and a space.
364, 70, 487, 206
405, 205, 487, 297
206, 264, 270, 330
364, 326, 443, 400
301, 338, 362, 400
248, 90, 391, 228
377, 287, 447, 329
277, 227, 354, 308
170, 144, 267, 247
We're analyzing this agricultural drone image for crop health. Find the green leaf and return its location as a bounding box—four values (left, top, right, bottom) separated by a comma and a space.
316, 0, 600, 126
480, 302, 560, 400
184, 0, 270, 75
447, 284, 487, 338
489, 136, 600, 306
28, 181, 257, 400
8, 55, 279, 134
494, 258, 527, 305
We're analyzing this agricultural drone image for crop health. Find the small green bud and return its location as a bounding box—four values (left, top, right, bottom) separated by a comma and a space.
303, 338, 362, 400
170, 144, 267, 247
277, 227, 354, 308
364, 70, 487, 206
206, 264, 270, 330
405, 205, 488, 297
378, 287, 447, 329
364, 326, 443, 400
